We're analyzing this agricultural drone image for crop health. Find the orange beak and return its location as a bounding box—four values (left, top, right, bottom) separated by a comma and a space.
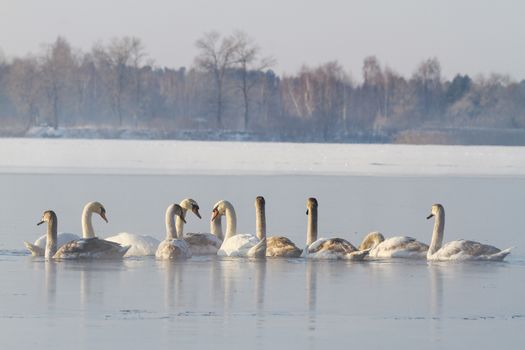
211, 209, 219, 222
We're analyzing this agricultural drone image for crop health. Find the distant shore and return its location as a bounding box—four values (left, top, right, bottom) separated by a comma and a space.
1, 126, 525, 146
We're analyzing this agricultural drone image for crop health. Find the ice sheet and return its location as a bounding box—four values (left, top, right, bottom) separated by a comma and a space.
1, 138, 525, 176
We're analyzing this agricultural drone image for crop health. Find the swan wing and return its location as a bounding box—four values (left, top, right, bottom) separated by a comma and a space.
370, 236, 428, 258
218, 234, 260, 257
247, 237, 267, 258
24, 241, 44, 256
54, 238, 130, 259
307, 238, 358, 260
183, 233, 222, 255
106, 232, 160, 256
266, 236, 302, 257
31, 232, 80, 250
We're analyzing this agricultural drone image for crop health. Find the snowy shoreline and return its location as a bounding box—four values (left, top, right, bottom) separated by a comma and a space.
1, 138, 525, 176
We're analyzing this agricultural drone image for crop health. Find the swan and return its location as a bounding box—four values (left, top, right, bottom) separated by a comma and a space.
176, 198, 222, 255
259, 197, 302, 258
214, 198, 266, 257
155, 204, 192, 260
426, 203, 511, 261
36, 210, 60, 258
24, 231, 80, 257
54, 202, 130, 259
359, 231, 429, 259
302, 197, 368, 261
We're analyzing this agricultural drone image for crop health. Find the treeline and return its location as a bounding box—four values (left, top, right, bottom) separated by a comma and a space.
0, 32, 524, 143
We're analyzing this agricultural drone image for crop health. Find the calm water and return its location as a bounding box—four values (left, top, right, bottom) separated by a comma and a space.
1, 174, 525, 349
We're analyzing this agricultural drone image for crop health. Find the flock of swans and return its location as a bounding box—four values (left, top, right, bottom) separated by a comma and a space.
25, 197, 512, 262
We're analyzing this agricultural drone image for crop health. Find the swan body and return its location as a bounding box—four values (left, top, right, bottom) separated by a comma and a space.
305, 237, 368, 260
24, 232, 80, 256
105, 232, 160, 256
266, 236, 302, 257
214, 198, 266, 258
54, 202, 130, 259
302, 198, 368, 261
360, 231, 429, 259
428, 239, 511, 261
55, 238, 130, 259
183, 233, 222, 255
155, 238, 191, 260
155, 204, 192, 260
426, 204, 511, 261
177, 198, 223, 255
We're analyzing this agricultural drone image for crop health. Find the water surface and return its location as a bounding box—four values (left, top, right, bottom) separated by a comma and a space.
1, 173, 524, 349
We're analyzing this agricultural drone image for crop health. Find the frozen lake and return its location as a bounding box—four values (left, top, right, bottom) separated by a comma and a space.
1, 139, 525, 348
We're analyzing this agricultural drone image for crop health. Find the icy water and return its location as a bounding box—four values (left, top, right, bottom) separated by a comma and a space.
1, 173, 525, 349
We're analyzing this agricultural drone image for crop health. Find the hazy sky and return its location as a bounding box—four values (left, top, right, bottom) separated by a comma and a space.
1, 0, 524, 80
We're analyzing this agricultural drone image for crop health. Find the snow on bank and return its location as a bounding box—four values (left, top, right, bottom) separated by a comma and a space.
1, 138, 524, 176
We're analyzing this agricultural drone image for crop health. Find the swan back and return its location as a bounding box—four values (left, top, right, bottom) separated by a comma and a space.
54, 238, 130, 259
105, 232, 160, 256
358, 231, 385, 250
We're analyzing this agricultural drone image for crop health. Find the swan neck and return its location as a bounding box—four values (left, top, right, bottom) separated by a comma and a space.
45, 217, 58, 258
175, 208, 186, 239
210, 215, 224, 241
255, 201, 266, 240
165, 205, 178, 240
224, 204, 237, 240
81, 207, 95, 239
428, 210, 445, 256
307, 206, 318, 246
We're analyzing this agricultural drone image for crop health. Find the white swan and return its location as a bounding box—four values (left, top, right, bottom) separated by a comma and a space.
24, 231, 80, 257
54, 202, 130, 259
302, 197, 368, 261
155, 204, 192, 260
359, 231, 429, 259
426, 203, 511, 261
176, 198, 222, 255
214, 198, 266, 257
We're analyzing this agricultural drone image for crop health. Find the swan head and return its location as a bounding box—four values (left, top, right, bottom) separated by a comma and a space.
37, 210, 57, 226
255, 196, 265, 207
86, 201, 108, 223
179, 198, 202, 219
427, 203, 444, 219
306, 197, 318, 215
211, 200, 233, 222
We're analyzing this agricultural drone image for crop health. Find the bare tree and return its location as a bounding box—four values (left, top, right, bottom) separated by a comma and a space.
93, 36, 146, 126
412, 57, 442, 119
40, 37, 77, 128
7, 57, 41, 127
194, 31, 239, 128
232, 31, 275, 130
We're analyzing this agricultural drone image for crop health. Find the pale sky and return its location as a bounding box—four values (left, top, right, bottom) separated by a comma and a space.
1, 0, 524, 81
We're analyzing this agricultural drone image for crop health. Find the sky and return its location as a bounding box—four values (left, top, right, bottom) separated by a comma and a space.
1, 0, 524, 81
